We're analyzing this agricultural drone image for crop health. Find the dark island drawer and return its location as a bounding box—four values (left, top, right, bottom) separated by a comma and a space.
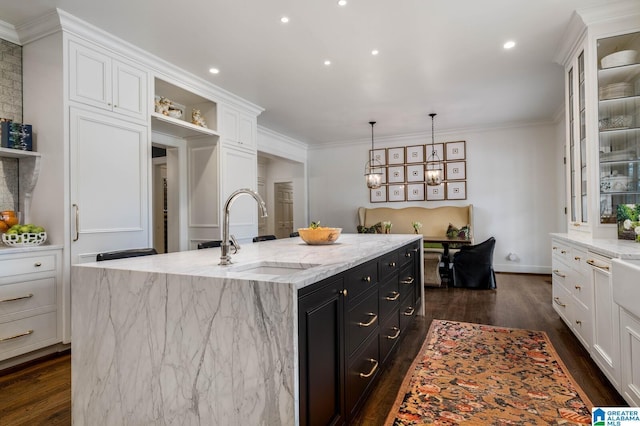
379, 311, 401, 364
379, 276, 400, 321
347, 289, 379, 356
346, 259, 378, 303
346, 333, 380, 417
379, 251, 399, 280
397, 265, 416, 303
399, 298, 416, 332
399, 242, 420, 268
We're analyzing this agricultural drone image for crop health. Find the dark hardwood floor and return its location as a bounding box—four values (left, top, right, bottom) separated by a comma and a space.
0, 273, 626, 426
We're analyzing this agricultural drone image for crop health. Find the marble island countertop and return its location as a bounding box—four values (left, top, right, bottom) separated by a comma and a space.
77, 233, 422, 289
71, 233, 422, 425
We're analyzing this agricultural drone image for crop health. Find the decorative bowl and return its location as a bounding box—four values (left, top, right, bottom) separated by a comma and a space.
601, 50, 638, 69
2, 232, 47, 247
297, 227, 342, 245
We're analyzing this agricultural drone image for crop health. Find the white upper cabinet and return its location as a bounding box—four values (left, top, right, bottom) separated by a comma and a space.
69, 39, 148, 121
220, 105, 257, 150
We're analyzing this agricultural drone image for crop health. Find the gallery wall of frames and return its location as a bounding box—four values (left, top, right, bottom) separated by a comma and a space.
369, 141, 467, 203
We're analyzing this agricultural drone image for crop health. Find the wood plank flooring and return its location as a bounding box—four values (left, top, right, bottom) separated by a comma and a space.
0, 273, 627, 425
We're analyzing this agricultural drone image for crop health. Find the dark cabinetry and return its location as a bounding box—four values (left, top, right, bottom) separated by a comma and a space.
298, 241, 421, 426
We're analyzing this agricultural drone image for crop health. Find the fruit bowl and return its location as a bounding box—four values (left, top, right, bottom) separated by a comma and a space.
2, 232, 47, 247
297, 227, 342, 245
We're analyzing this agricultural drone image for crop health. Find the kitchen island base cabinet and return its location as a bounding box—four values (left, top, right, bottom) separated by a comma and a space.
298, 240, 421, 426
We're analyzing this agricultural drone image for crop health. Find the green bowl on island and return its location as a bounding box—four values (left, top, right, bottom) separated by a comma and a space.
298, 227, 342, 245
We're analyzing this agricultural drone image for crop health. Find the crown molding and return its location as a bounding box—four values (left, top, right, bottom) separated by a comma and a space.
553, 11, 587, 66
258, 125, 308, 163
0, 19, 20, 45
15, 8, 264, 116
576, 0, 640, 26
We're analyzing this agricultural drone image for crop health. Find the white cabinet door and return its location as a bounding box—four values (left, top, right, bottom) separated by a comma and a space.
220, 106, 256, 149
69, 40, 147, 121
69, 107, 149, 263
589, 255, 621, 389
69, 40, 112, 110
620, 308, 640, 406
220, 145, 257, 242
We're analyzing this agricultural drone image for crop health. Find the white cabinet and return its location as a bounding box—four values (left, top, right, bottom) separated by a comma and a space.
619, 308, 640, 406
0, 248, 62, 362
220, 105, 257, 149
69, 107, 150, 263
69, 39, 148, 121
587, 251, 621, 389
558, 3, 640, 238
551, 240, 593, 349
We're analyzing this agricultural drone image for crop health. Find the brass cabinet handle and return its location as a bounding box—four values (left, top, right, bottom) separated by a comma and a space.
0, 293, 33, 303
73, 203, 79, 241
403, 307, 415, 316
386, 327, 401, 340
575, 320, 582, 325
359, 358, 379, 378
341, 289, 348, 297
362, 276, 371, 282
358, 313, 378, 327
34, 262, 42, 267
561, 250, 567, 254
552, 270, 566, 278
405, 252, 412, 258
573, 223, 581, 227
552, 246, 558, 251
553, 297, 566, 308
389, 262, 396, 267
385, 291, 400, 301
575, 285, 581, 290
587, 259, 610, 271
400, 277, 415, 285
0, 329, 33, 342
574, 256, 581, 261
412, 248, 419, 253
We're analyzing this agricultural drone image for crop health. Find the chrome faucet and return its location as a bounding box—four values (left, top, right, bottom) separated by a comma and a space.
220, 188, 268, 265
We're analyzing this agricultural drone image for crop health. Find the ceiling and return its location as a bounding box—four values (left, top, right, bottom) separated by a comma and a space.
0, 0, 619, 145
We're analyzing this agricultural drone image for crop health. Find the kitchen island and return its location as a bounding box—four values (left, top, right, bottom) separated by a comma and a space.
71, 233, 423, 425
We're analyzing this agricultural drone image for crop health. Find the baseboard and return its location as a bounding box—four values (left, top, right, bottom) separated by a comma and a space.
494, 263, 550, 274
0, 343, 70, 373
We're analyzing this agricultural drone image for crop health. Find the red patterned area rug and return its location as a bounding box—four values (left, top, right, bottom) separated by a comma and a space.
385, 320, 593, 425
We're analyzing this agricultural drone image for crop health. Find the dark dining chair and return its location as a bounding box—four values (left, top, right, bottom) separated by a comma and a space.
451, 237, 497, 289
289, 231, 299, 237
96, 248, 158, 261
253, 235, 276, 242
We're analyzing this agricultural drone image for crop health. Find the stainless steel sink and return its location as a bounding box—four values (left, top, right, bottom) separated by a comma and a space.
228, 261, 319, 276
612, 259, 640, 318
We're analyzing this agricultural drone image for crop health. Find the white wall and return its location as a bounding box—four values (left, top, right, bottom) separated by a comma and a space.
308, 122, 563, 274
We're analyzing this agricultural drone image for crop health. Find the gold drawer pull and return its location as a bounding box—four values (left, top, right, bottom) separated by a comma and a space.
403, 307, 415, 316
412, 248, 419, 253
405, 252, 412, 258
34, 262, 42, 267
358, 313, 378, 327
359, 358, 379, 378
389, 262, 396, 267
0, 293, 34, 303
385, 291, 400, 301
574, 256, 581, 261
362, 276, 371, 282
386, 327, 401, 340
0, 329, 33, 342
552, 270, 566, 278
575, 320, 582, 325
552, 246, 558, 251
553, 297, 566, 308
341, 289, 348, 297
561, 250, 567, 254
400, 277, 414, 285
575, 285, 581, 290
586, 259, 610, 271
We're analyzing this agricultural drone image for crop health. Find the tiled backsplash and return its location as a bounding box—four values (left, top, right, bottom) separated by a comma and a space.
0, 38, 23, 212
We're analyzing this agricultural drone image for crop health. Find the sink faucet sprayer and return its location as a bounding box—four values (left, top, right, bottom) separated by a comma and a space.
220, 188, 268, 265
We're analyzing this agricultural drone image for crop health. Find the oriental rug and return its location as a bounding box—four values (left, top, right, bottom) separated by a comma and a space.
385, 320, 593, 425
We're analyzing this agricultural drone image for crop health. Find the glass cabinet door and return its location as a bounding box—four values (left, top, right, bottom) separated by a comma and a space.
597, 31, 640, 224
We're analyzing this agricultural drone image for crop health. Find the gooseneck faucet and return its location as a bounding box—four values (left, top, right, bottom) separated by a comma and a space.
220, 188, 268, 265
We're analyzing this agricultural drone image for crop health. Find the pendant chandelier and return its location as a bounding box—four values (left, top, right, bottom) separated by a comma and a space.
425, 113, 443, 186
364, 121, 384, 189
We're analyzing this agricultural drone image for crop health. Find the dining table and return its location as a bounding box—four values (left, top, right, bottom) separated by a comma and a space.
422, 235, 474, 285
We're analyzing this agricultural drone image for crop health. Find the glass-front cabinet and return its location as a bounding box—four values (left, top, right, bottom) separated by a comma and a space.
559, 2, 639, 238
597, 31, 640, 224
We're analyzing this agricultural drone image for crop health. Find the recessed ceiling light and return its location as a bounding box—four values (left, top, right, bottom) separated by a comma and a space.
209, 68, 220, 74
324, 60, 331, 66
503, 40, 516, 49
280, 16, 290, 23
337, 0, 347, 6
371, 49, 379, 56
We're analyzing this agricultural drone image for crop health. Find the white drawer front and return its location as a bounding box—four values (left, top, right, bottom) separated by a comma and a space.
0, 277, 56, 321
0, 311, 58, 361
0, 254, 57, 278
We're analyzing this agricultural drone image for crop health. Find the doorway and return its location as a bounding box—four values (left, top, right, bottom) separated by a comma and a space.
274, 182, 294, 239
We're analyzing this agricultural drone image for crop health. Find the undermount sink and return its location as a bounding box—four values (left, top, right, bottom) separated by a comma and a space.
612, 258, 640, 318
228, 261, 320, 276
